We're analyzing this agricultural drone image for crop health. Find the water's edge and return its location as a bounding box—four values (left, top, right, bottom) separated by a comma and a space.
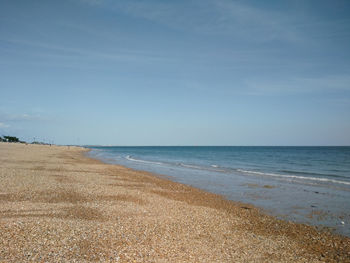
84, 148, 350, 238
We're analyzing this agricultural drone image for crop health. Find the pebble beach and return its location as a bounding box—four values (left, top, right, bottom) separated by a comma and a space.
1, 142, 349, 262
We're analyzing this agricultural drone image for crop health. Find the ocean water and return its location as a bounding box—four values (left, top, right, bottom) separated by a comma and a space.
87, 146, 350, 237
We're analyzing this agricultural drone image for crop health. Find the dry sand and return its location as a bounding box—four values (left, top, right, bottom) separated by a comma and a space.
0, 142, 349, 262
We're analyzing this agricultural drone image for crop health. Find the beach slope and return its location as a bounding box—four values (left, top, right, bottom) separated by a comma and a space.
0, 143, 349, 262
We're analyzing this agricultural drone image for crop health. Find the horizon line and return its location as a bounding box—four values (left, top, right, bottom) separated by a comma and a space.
79, 145, 350, 147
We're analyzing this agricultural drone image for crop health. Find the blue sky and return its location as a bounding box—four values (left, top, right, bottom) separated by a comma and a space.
0, 0, 350, 145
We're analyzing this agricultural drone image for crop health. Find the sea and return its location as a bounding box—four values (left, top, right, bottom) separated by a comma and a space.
87, 146, 350, 237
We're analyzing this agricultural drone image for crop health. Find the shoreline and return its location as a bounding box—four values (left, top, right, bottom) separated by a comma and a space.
87, 146, 350, 238
1, 142, 349, 262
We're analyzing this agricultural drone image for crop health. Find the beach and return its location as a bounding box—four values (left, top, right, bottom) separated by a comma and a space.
88, 146, 350, 237
0, 143, 349, 262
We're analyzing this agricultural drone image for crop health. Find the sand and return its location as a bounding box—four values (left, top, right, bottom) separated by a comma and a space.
0, 142, 349, 262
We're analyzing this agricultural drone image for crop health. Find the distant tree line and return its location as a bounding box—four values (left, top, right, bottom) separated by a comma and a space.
0, 136, 24, 143
0, 135, 53, 145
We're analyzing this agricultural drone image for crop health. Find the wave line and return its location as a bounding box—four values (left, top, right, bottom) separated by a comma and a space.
237, 169, 350, 185
125, 155, 163, 165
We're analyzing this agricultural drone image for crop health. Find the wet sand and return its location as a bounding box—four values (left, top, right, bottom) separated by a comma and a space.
0, 142, 349, 262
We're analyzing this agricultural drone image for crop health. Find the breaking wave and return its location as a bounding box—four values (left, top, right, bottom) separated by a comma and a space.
236, 169, 350, 186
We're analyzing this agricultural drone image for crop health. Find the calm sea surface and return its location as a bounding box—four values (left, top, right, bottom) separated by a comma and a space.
87, 146, 350, 237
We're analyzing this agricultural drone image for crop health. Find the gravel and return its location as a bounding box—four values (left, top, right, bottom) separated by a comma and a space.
0, 142, 349, 262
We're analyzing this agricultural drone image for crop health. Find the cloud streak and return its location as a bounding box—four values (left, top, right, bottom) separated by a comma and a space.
0, 36, 178, 68
242, 74, 350, 96
77, 0, 305, 43
78, 0, 350, 45
0, 122, 10, 128
0, 113, 45, 122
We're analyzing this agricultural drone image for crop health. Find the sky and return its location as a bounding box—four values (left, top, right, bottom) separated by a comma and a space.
0, 0, 350, 146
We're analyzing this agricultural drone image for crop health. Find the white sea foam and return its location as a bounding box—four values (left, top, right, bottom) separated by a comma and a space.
125, 155, 163, 165
236, 169, 350, 186
180, 163, 204, 169
180, 163, 225, 172
125, 156, 225, 173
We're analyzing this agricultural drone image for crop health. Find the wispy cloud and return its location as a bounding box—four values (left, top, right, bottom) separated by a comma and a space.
77, 0, 304, 43
211, 0, 302, 42
78, 0, 350, 45
77, 0, 105, 6
0, 36, 176, 67
243, 74, 350, 95
0, 122, 10, 128
0, 113, 44, 122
